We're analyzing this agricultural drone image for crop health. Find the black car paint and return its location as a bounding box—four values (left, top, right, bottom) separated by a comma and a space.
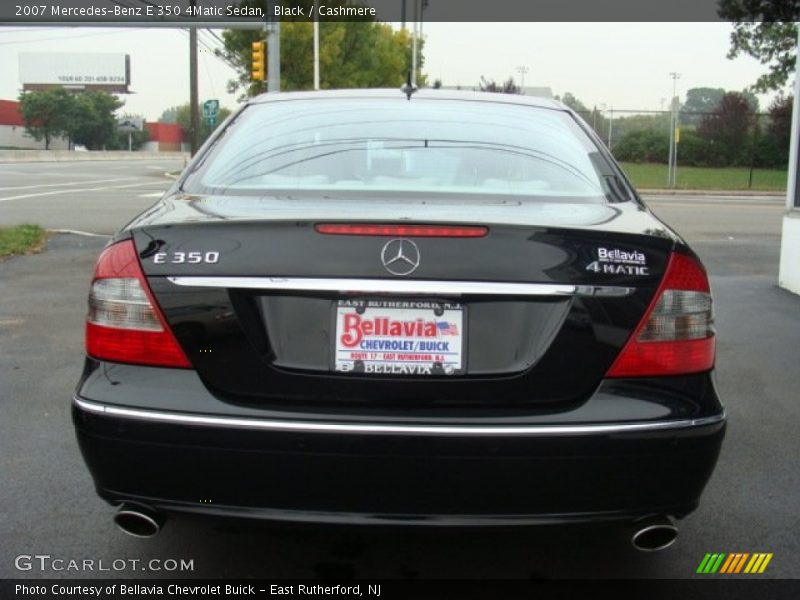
73, 90, 725, 526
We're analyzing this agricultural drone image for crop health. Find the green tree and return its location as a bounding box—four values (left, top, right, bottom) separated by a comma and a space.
682, 88, 725, 125
478, 76, 520, 94
69, 91, 124, 150
556, 92, 590, 113
754, 94, 794, 167
718, 1, 798, 92
612, 130, 670, 163
217, 2, 423, 98
682, 87, 758, 125
167, 103, 233, 146
553, 94, 610, 138
18, 89, 73, 149
697, 92, 755, 166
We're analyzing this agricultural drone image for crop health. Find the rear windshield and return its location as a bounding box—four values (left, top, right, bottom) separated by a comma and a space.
183, 97, 617, 202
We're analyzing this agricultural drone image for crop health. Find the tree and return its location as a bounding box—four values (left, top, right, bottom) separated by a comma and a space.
682, 88, 725, 125
556, 92, 590, 113
479, 76, 520, 94
682, 87, 758, 125
18, 89, 73, 149
216, 2, 423, 99
69, 91, 124, 150
697, 92, 755, 166
612, 130, 670, 163
613, 112, 672, 136
767, 94, 793, 148
754, 94, 794, 167
167, 103, 233, 146
19, 89, 125, 150
718, 1, 798, 92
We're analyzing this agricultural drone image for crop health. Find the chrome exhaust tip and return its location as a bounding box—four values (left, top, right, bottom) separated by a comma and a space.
114, 504, 163, 538
631, 515, 678, 552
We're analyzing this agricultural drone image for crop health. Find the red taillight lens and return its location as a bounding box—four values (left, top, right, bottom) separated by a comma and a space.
315, 224, 489, 237
85, 240, 190, 368
606, 252, 715, 378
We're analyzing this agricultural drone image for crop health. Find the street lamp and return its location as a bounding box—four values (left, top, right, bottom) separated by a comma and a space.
599, 103, 613, 149
667, 72, 681, 187
516, 66, 529, 92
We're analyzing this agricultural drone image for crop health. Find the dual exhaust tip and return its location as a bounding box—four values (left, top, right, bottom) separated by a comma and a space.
114, 504, 163, 538
113, 505, 678, 551
630, 515, 678, 552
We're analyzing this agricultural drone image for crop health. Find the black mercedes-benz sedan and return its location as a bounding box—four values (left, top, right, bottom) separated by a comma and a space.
72, 89, 725, 549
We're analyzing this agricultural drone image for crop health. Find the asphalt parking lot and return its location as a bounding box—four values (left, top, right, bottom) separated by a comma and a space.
1, 160, 798, 579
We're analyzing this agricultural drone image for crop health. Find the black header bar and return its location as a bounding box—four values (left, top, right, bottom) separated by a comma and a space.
1, 0, 736, 24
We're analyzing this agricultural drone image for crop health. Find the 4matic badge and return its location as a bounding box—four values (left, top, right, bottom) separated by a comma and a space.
585, 247, 649, 276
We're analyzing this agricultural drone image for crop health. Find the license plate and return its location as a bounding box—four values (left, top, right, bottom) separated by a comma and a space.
334, 299, 465, 376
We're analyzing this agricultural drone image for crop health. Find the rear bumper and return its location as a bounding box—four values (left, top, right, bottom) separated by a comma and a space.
72, 381, 726, 526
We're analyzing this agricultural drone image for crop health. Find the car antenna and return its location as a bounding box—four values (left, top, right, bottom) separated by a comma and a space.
401, 70, 418, 101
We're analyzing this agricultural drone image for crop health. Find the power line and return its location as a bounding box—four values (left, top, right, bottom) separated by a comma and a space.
178, 29, 238, 72
205, 29, 226, 46
195, 29, 238, 71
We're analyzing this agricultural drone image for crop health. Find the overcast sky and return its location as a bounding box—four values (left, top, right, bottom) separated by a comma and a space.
0, 22, 783, 121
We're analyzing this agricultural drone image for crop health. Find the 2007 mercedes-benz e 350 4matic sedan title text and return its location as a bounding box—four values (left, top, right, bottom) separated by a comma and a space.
73, 89, 725, 550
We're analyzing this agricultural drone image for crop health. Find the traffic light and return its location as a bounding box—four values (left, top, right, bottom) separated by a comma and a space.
251, 41, 266, 81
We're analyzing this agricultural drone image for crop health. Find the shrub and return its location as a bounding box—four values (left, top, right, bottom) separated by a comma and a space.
612, 130, 669, 163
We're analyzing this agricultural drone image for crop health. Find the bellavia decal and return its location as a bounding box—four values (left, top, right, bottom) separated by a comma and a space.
586, 246, 649, 276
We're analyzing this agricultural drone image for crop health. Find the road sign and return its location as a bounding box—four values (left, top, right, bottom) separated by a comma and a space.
117, 117, 143, 132
203, 99, 219, 119
205, 116, 217, 127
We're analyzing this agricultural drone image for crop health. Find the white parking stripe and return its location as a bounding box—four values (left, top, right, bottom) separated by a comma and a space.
0, 182, 168, 203
47, 229, 112, 238
138, 192, 164, 197
0, 177, 137, 192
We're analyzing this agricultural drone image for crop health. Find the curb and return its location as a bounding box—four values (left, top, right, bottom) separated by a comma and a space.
639, 188, 785, 197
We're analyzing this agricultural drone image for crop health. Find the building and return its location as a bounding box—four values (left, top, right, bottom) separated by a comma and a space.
0, 99, 68, 150
0, 99, 187, 153
142, 122, 188, 153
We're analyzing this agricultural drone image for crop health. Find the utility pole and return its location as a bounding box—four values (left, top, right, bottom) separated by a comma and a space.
607, 106, 614, 149
267, 3, 280, 92
672, 95, 680, 187
188, 2, 199, 156
777, 26, 800, 293
516, 66, 529, 92
401, 0, 407, 29
667, 72, 680, 187
411, 0, 419, 86
313, 0, 320, 90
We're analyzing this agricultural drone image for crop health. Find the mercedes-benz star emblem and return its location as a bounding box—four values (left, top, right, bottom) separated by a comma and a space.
380, 239, 421, 276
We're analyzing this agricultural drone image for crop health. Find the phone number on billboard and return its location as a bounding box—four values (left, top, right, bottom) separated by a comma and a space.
57, 76, 126, 83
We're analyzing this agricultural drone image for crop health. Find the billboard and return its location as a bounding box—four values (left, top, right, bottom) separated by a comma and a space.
19, 53, 130, 93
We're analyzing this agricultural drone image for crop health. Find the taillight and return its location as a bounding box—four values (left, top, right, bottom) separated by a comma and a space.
85, 240, 190, 368
606, 252, 715, 377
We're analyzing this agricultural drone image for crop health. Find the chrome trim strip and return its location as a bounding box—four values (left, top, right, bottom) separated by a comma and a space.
167, 276, 634, 297
73, 397, 725, 437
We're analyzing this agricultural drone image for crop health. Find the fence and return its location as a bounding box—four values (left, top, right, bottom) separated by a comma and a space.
571, 108, 789, 189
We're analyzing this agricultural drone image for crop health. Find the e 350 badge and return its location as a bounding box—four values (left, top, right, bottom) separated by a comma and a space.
586, 247, 649, 276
